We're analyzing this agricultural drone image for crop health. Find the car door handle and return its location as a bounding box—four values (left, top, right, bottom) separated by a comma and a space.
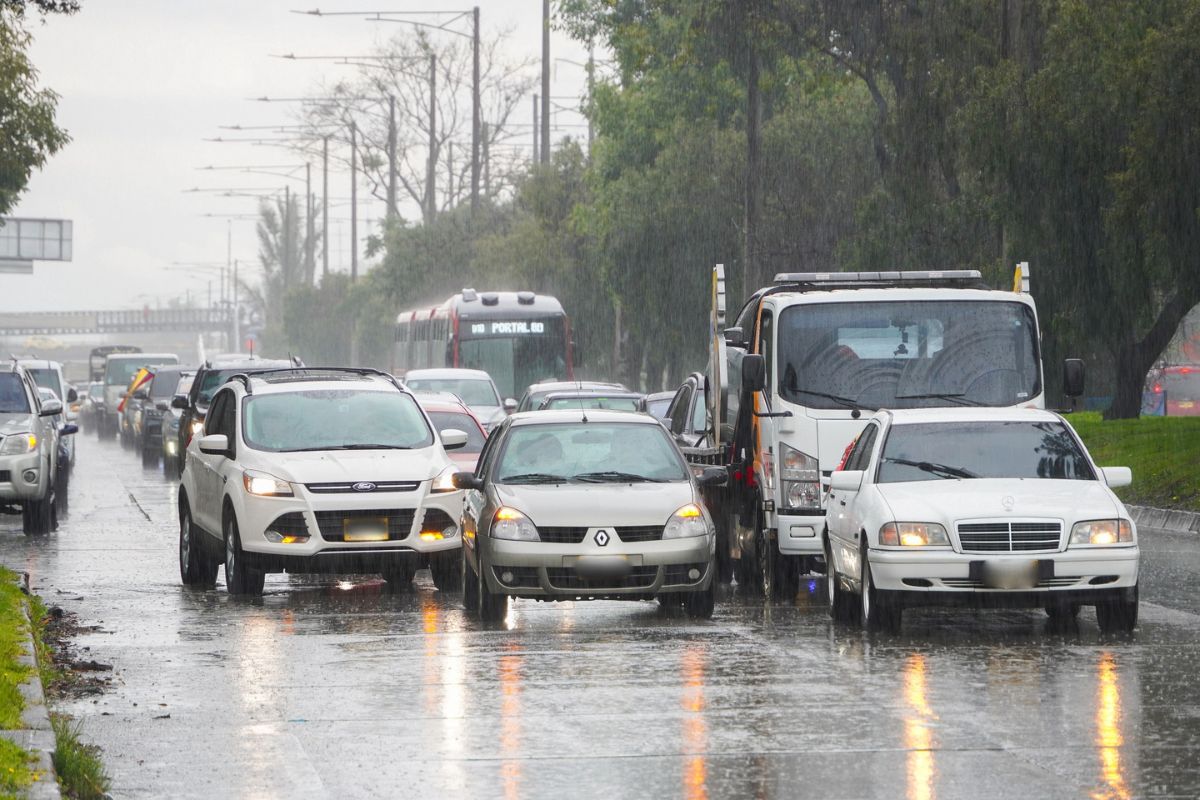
221, 475, 227, 484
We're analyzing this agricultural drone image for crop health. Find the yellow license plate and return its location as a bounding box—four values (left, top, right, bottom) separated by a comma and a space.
1179, 401, 1195, 409
344, 517, 389, 542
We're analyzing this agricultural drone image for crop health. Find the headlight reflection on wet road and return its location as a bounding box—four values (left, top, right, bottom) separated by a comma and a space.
1094, 652, 1130, 800
681, 645, 708, 800
500, 642, 524, 800
903, 653, 937, 800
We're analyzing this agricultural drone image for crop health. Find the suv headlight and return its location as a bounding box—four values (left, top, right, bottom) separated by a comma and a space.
663, 503, 711, 539
0, 433, 37, 455
1070, 519, 1133, 546
880, 522, 950, 547
242, 469, 294, 497
430, 465, 458, 494
781, 445, 820, 510
492, 507, 539, 541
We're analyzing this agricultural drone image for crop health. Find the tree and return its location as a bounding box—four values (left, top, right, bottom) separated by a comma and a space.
253, 193, 322, 342
0, 6, 70, 214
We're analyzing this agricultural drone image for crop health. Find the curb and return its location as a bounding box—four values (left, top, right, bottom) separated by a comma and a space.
1128, 505, 1200, 534
0, 572, 62, 800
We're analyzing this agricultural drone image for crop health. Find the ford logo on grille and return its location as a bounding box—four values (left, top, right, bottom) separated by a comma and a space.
352, 482, 377, 493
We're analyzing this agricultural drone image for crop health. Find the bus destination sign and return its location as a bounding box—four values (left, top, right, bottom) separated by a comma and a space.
471, 321, 546, 335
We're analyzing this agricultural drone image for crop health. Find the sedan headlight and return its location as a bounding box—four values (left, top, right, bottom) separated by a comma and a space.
781, 444, 820, 510
242, 469, 294, 497
1070, 519, 1133, 546
880, 522, 950, 547
663, 503, 711, 539
430, 465, 458, 494
492, 507, 539, 541
0, 433, 37, 455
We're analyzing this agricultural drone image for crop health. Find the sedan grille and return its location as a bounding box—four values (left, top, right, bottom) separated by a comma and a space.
314, 509, 416, 542
545, 566, 658, 591
305, 481, 419, 494
957, 521, 1062, 553
616, 526, 663, 543
538, 527, 589, 544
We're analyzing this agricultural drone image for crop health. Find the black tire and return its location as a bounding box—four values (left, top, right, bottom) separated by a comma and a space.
224, 512, 265, 596
382, 561, 416, 590
683, 571, 716, 620
1044, 601, 1081, 623
22, 495, 53, 536
54, 466, 69, 518
474, 548, 507, 622
462, 546, 479, 610
1096, 586, 1138, 634
164, 454, 180, 479
773, 553, 800, 600
860, 542, 901, 633
429, 551, 462, 592
756, 517, 775, 600
99, 416, 115, 440
825, 537, 856, 623
141, 440, 158, 468
179, 504, 217, 587
656, 593, 684, 608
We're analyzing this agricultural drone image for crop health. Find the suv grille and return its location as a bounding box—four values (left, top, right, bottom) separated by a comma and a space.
545, 566, 658, 591
616, 526, 663, 543
305, 481, 419, 494
315, 509, 416, 542
0, 470, 10, 483
957, 521, 1062, 553
538, 527, 588, 544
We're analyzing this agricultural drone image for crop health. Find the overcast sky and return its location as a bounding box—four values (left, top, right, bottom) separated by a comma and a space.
2, 0, 592, 311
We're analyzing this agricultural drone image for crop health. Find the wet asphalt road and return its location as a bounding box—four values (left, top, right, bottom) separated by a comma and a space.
3, 434, 1200, 799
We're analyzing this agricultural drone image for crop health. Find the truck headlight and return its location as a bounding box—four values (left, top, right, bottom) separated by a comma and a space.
663, 503, 711, 539
0, 433, 37, 455
880, 522, 950, 547
242, 469, 294, 497
430, 465, 458, 494
492, 507, 539, 541
781, 444, 820, 510
1070, 519, 1133, 546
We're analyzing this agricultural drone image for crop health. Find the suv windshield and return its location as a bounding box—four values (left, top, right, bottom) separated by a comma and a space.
243, 389, 434, 452
0, 373, 30, 413
495, 422, 687, 483
778, 301, 1040, 409
877, 421, 1095, 483
406, 378, 499, 407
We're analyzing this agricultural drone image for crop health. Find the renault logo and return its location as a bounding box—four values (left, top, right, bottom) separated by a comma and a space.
595, 529, 610, 546
352, 482, 377, 493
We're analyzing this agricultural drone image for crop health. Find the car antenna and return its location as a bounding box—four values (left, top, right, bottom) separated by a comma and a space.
577, 392, 588, 424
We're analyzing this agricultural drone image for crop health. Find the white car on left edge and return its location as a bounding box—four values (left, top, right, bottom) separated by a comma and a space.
824, 408, 1139, 633
178, 367, 469, 596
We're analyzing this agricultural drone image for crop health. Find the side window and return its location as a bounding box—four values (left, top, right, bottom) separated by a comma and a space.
670, 386, 693, 434
847, 425, 879, 472
475, 424, 505, 478
204, 392, 225, 436
221, 393, 238, 457
690, 387, 707, 433
759, 309, 774, 394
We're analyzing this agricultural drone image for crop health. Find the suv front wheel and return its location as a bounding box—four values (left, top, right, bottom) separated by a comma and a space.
224, 512, 265, 596
179, 503, 218, 587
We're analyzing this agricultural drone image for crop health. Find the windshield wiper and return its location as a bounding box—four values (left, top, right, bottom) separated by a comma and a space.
787, 388, 876, 411
499, 472, 569, 484
573, 470, 667, 483
893, 392, 983, 406
286, 444, 413, 452
883, 457, 979, 479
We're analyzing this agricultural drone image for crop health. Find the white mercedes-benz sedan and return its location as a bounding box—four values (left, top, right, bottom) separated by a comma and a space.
824, 408, 1139, 633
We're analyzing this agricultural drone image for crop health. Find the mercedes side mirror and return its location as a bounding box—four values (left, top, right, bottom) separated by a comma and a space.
451, 471, 484, 491
440, 428, 469, 451
830, 470, 864, 492
741, 354, 766, 394
1101, 466, 1132, 488
1063, 358, 1085, 399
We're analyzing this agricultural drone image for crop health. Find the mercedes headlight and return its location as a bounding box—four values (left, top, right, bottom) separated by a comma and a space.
0, 433, 37, 455
781, 444, 820, 510
663, 503, 711, 539
880, 522, 950, 547
242, 469, 294, 497
1070, 519, 1133, 546
492, 507, 539, 541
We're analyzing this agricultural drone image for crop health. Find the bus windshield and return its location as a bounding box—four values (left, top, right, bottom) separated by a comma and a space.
777, 300, 1040, 410
459, 319, 568, 398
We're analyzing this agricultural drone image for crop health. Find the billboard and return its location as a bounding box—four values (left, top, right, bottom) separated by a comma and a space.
0, 217, 73, 273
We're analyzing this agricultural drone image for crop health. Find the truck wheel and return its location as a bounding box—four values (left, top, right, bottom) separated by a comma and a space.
756, 515, 775, 600
1096, 585, 1138, 634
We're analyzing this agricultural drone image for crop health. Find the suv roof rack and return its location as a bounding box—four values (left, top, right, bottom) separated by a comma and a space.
772, 270, 987, 290
227, 366, 404, 396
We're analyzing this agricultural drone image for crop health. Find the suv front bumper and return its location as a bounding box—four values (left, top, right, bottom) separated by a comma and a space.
0, 451, 48, 502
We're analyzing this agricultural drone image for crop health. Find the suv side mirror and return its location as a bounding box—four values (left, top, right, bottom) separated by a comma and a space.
39, 399, 63, 417
741, 354, 766, 394
440, 428, 469, 450
171, 395, 189, 410
67, 388, 78, 404
198, 433, 229, 456
452, 471, 484, 491
1063, 359, 1085, 399
503, 398, 518, 413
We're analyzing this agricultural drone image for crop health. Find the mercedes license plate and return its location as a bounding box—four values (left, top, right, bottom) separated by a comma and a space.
981, 560, 1039, 589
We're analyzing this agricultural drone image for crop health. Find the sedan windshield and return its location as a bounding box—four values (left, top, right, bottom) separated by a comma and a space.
877, 421, 1095, 483
243, 390, 433, 452
778, 300, 1040, 409
495, 422, 688, 483
406, 378, 499, 407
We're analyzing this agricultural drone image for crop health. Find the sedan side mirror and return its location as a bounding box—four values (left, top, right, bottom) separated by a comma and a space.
440, 428, 469, 450
171, 395, 189, 410
39, 399, 63, 417
451, 471, 484, 491
503, 398, 518, 414
830, 470, 864, 492
1100, 466, 1132, 488
697, 466, 728, 488
197, 433, 229, 456
60, 423, 78, 436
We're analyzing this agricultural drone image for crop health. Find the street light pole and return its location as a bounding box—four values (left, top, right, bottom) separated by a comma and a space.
322, 135, 330, 278
427, 53, 437, 223
350, 120, 358, 282
533, 94, 539, 163
387, 95, 398, 220
541, 0, 551, 164
471, 5, 480, 213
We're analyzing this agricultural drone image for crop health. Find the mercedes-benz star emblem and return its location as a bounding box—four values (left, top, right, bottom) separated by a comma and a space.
352, 482, 377, 493
1001, 495, 1015, 511
595, 529, 610, 546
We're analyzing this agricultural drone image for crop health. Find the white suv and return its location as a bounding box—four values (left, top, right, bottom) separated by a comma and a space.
177, 368, 469, 596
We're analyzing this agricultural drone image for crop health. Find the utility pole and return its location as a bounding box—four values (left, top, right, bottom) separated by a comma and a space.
482, 121, 490, 200
387, 95, 398, 220
471, 5, 481, 213
426, 53, 438, 224
541, 0, 551, 164
305, 162, 314, 284
283, 184, 291, 291
587, 41, 595, 152
743, 47, 761, 291
448, 141, 455, 202
533, 94, 539, 163
233, 258, 240, 350
349, 120, 358, 282
322, 135, 329, 278
226, 220, 232, 348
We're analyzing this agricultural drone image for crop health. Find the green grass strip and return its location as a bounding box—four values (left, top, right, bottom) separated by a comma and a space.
0, 567, 32, 731
1070, 412, 1200, 511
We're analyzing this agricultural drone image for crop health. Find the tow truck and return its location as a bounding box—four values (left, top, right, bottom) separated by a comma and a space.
682, 264, 1084, 597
